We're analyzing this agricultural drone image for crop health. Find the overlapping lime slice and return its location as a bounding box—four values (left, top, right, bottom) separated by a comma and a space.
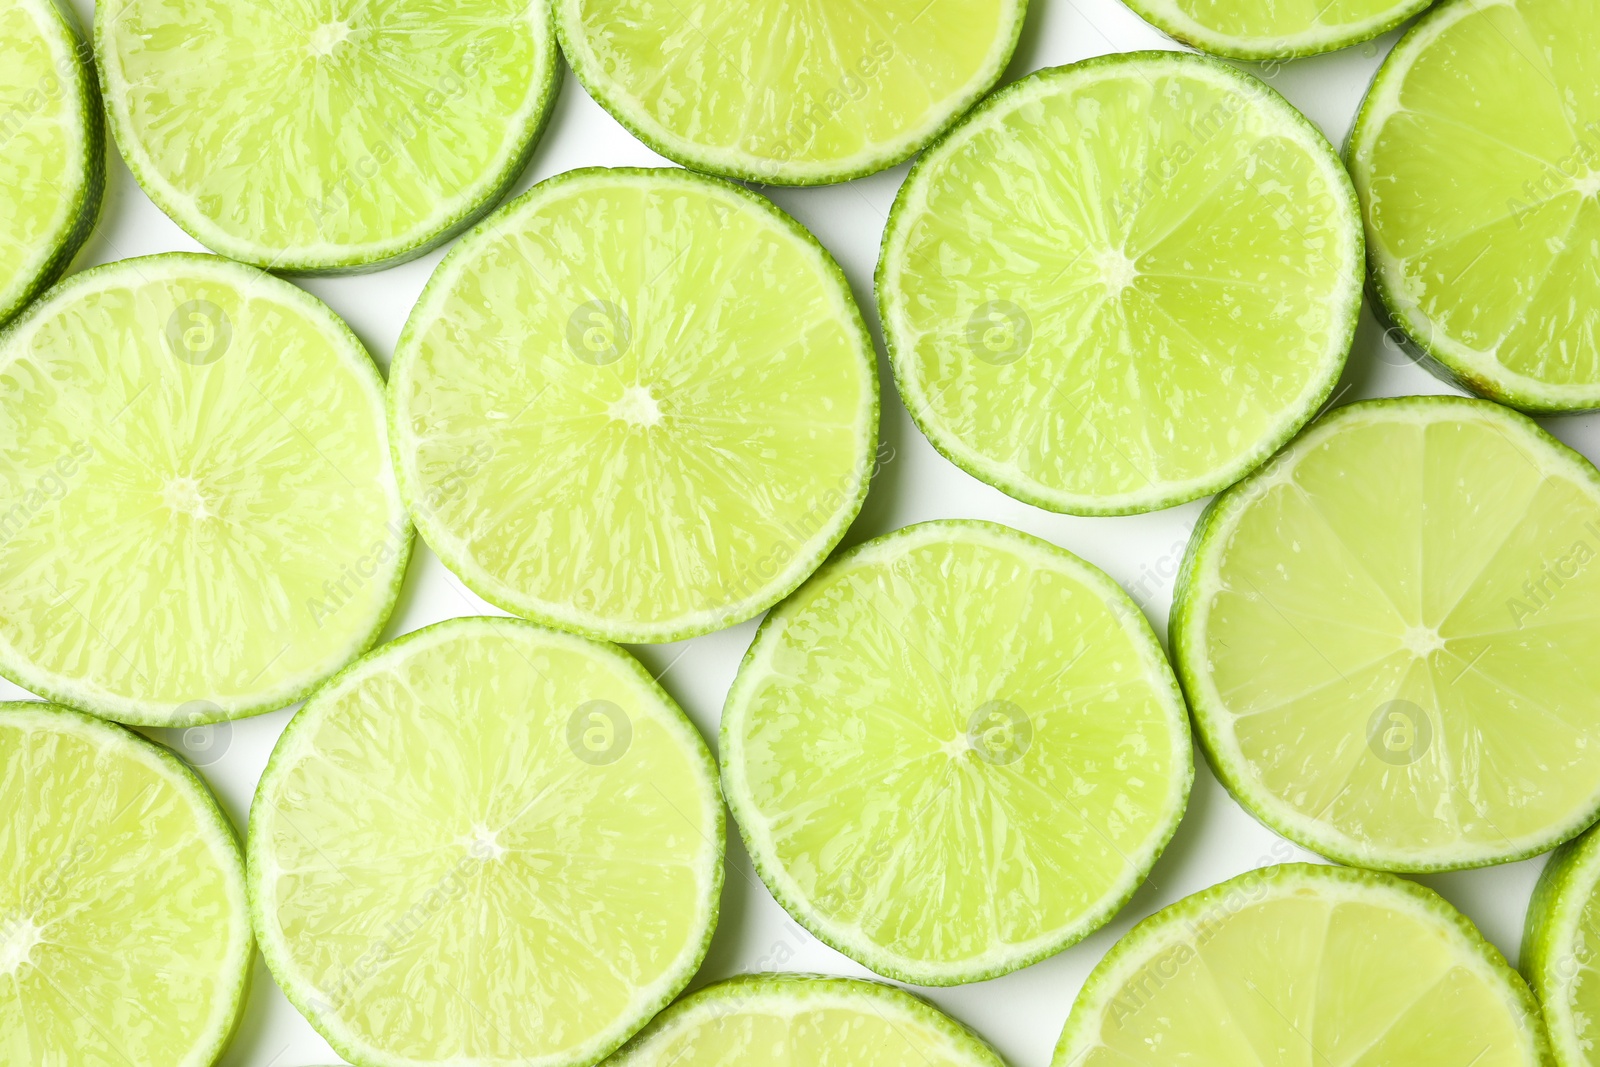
0, 253, 408, 725
391, 167, 877, 643
1174, 396, 1600, 871
1350, 0, 1600, 413
249, 616, 724, 1067
94, 0, 559, 272
1122, 0, 1432, 58
1054, 863, 1549, 1067
878, 52, 1363, 515
1525, 826, 1600, 1066
722, 520, 1192, 986
0, 702, 252, 1066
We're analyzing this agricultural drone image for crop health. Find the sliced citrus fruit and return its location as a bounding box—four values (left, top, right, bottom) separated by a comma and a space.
0, 0, 103, 326
1123, 0, 1432, 59
94, 0, 559, 272
0, 253, 409, 725
249, 616, 724, 1067
1, 702, 252, 1066
1525, 825, 1600, 1066
1350, 0, 1600, 413
553, 0, 1026, 185
878, 51, 1363, 515
391, 167, 877, 643
1054, 863, 1549, 1067
721, 520, 1192, 986
1173, 395, 1600, 872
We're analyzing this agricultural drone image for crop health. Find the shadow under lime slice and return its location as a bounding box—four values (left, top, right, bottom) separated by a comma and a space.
1054, 863, 1548, 1067
1122, 0, 1431, 59
0, 703, 252, 1067
553, 0, 1026, 185
1350, 0, 1600, 413
94, 0, 559, 272
721, 520, 1192, 986
878, 52, 1363, 515
1173, 396, 1600, 872
1525, 825, 1600, 1067
391, 167, 878, 644
0, 254, 409, 725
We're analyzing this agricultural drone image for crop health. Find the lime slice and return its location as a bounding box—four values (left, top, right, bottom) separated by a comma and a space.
1525, 826, 1600, 1067
391, 167, 877, 643
1122, 0, 1432, 59
611, 974, 1004, 1067
1350, 0, 1600, 413
721, 520, 1192, 986
0, 0, 103, 326
1053, 863, 1549, 1067
0, 253, 409, 725
1173, 395, 1600, 872
1, 702, 252, 1066
249, 616, 724, 1067
878, 51, 1363, 515
94, 0, 559, 272
553, 0, 1026, 185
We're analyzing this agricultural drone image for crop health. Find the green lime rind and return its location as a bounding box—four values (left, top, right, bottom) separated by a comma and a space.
1120, 0, 1432, 60
877, 50, 1364, 516
1524, 826, 1600, 1066
0, 0, 104, 327
0, 701, 254, 1067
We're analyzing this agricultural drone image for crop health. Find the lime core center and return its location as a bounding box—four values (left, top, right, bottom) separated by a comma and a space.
610, 384, 664, 428
1096, 249, 1139, 297
1400, 624, 1445, 657
466, 824, 507, 861
161, 475, 215, 520
308, 20, 352, 57
0, 917, 42, 976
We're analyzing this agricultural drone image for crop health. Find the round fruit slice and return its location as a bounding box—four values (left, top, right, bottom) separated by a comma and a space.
1174, 395, 1600, 872
391, 167, 877, 643
1122, 0, 1432, 59
94, 0, 559, 272
1350, 0, 1600, 413
1524, 825, 1600, 1066
722, 520, 1193, 986
249, 616, 724, 1067
0, 253, 409, 725
879, 51, 1363, 515
610, 974, 1004, 1067
553, 0, 1026, 185
1, 702, 252, 1066
1053, 863, 1549, 1067
0, 0, 103, 326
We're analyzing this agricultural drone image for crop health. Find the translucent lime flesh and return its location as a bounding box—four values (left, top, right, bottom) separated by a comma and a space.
0, 255, 408, 724
553, 0, 1025, 184
0, 705, 251, 1067
1055, 864, 1547, 1067
1175, 397, 1600, 871
249, 618, 723, 1067
1351, 0, 1600, 411
392, 168, 877, 643
95, 0, 557, 270
879, 53, 1362, 515
722, 521, 1191, 985
1124, 0, 1430, 57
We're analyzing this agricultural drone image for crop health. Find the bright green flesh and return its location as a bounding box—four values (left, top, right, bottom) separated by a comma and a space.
392, 168, 877, 643
1122, 0, 1431, 58
0, 704, 252, 1067
1174, 396, 1600, 871
1054, 863, 1549, 1067
248, 617, 724, 1067
95, 0, 558, 271
0, 0, 101, 326
611, 975, 1003, 1067
878, 52, 1362, 515
0, 254, 408, 725
1351, 0, 1600, 413
1526, 826, 1600, 1066
721, 521, 1192, 985
553, 0, 1025, 185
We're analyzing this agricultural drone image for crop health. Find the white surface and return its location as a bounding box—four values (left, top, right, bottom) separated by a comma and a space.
35, 1, 1600, 1064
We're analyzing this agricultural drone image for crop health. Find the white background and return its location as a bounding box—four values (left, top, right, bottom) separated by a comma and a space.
33, 0, 1600, 1064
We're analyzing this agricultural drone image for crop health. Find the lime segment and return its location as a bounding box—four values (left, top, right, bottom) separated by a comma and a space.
1123, 0, 1432, 58
1525, 826, 1600, 1067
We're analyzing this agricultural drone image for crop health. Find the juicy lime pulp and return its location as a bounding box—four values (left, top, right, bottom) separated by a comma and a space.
611, 974, 1004, 1067
391, 167, 878, 644
0, 703, 252, 1067
1054, 863, 1549, 1067
1173, 395, 1600, 871
1122, 0, 1432, 59
721, 520, 1193, 986
1350, 0, 1600, 413
95, 0, 560, 272
878, 51, 1363, 515
553, 0, 1027, 185
0, 0, 103, 326
1524, 825, 1600, 1066
248, 616, 725, 1067
0, 253, 409, 725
